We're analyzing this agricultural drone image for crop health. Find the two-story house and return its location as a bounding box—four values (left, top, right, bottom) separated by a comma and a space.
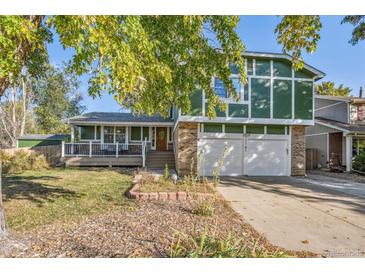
62, 51, 325, 176
306, 92, 365, 171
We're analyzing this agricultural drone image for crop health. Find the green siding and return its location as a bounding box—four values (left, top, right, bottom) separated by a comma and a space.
203, 123, 223, 133
205, 103, 226, 117
251, 78, 271, 118
267, 125, 286, 135
131, 127, 141, 140
246, 125, 265, 134
225, 124, 243, 133
255, 59, 271, 76
273, 61, 292, 77
96, 126, 101, 139
273, 80, 292, 119
247, 59, 253, 75
295, 69, 315, 79
228, 104, 248, 118
185, 89, 203, 116
80, 125, 94, 139
295, 81, 313, 120
18, 139, 61, 148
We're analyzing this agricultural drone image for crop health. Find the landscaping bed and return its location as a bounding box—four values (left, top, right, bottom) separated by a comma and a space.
4, 168, 315, 258
9, 199, 312, 258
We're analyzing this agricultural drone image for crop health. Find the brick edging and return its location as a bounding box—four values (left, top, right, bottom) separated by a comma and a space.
127, 183, 214, 201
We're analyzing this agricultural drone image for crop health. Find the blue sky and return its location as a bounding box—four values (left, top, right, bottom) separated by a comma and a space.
47, 15, 365, 113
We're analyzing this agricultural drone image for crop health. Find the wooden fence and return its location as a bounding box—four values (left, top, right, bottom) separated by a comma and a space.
3, 144, 62, 167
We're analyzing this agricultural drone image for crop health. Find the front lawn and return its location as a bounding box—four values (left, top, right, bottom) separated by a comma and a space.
3, 168, 134, 232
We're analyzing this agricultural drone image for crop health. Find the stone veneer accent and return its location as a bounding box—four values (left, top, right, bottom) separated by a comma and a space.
291, 125, 306, 176
173, 122, 198, 176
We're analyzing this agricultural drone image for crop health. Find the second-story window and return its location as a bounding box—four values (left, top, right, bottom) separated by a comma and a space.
214, 78, 227, 98
214, 77, 246, 101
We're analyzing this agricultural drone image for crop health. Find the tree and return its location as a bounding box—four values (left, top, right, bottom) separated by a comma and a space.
32, 65, 85, 133
342, 16, 365, 45
315, 81, 352, 97
0, 16, 51, 97
275, 16, 322, 70
0, 77, 36, 148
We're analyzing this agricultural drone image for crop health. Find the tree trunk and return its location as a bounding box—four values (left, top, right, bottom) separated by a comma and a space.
11, 86, 17, 148
0, 146, 8, 236
20, 78, 27, 137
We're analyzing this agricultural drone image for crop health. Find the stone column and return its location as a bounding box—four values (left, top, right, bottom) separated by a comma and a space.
291, 125, 306, 176
173, 122, 198, 176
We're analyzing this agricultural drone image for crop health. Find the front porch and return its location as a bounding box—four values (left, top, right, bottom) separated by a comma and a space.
61, 123, 175, 168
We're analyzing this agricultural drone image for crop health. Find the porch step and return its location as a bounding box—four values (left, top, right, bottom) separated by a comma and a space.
146, 150, 175, 169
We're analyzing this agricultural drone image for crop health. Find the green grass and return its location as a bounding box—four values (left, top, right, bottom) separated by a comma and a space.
2, 167, 134, 232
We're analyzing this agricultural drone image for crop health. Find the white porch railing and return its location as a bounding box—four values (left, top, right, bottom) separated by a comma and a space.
62, 140, 149, 167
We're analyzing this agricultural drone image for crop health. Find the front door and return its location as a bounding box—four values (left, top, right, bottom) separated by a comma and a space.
156, 127, 167, 151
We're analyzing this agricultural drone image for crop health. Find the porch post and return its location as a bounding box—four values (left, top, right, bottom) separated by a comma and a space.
345, 134, 352, 172
61, 141, 65, 157
89, 141, 92, 158
116, 142, 119, 157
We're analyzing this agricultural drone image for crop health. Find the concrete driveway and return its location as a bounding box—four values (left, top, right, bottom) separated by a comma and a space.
218, 176, 365, 257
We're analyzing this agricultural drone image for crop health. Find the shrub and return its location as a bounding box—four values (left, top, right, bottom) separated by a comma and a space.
191, 196, 215, 216
170, 228, 287, 258
1, 150, 49, 174
353, 150, 365, 172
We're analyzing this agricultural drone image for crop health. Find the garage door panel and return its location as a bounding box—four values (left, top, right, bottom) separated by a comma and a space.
198, 139, 242, 176
245, 139, 288, 176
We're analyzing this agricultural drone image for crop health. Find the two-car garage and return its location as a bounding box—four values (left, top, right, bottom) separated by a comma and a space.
198, 131, 290, 176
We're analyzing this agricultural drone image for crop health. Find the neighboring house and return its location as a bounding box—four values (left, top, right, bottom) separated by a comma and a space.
63, 51, 325, 176
17, 134, 69, 148
306, 94, 365, 171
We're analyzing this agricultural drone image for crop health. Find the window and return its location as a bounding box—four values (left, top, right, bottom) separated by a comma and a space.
115, 127, 126, 143
225, 124, 243, 133
266, 125, 286, 135
246, 59, 253, 75
214, 78, 227, 98
96, 126, 101, 139
152, 127, 156, 149
104, 126, 114, 143
168, 127, 173, 142
203, 123, 223, 133
214, 77, 245, 101
246, 125, 265, 134
143, 127, 149, 141
80, 126, 94, 140
131, 127, 141, 141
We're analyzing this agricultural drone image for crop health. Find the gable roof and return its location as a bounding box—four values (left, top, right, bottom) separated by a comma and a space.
67, 112, 173, 125
243, 51, 325, 80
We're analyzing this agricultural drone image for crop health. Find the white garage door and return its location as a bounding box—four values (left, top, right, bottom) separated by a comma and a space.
198, 138, 243, 176
245, 138, 288, 176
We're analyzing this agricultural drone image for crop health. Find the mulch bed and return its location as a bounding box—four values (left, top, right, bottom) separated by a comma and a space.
8, 198, 315, 258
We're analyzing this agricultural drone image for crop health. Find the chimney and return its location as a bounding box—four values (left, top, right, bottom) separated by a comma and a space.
360, 86, 363, 98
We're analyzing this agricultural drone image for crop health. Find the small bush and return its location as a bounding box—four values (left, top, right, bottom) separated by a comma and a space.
191, 196, 215, 216
170, 228, 287, 258
353, 150, 365, 172
1, 150, 49, 174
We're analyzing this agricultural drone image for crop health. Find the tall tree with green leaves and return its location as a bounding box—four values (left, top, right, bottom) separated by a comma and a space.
32, 65, 85, 133
315, 81, 352, 97
342, 16, 365, 45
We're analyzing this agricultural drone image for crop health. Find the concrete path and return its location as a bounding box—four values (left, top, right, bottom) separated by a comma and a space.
218, 176, 365, 257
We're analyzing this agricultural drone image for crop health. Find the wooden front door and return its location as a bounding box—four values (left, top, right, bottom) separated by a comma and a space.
156, 127, 167, 151
329, 132, 343, 166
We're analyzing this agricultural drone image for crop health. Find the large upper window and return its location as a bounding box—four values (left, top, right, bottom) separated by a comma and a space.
214, 77, 244, 100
